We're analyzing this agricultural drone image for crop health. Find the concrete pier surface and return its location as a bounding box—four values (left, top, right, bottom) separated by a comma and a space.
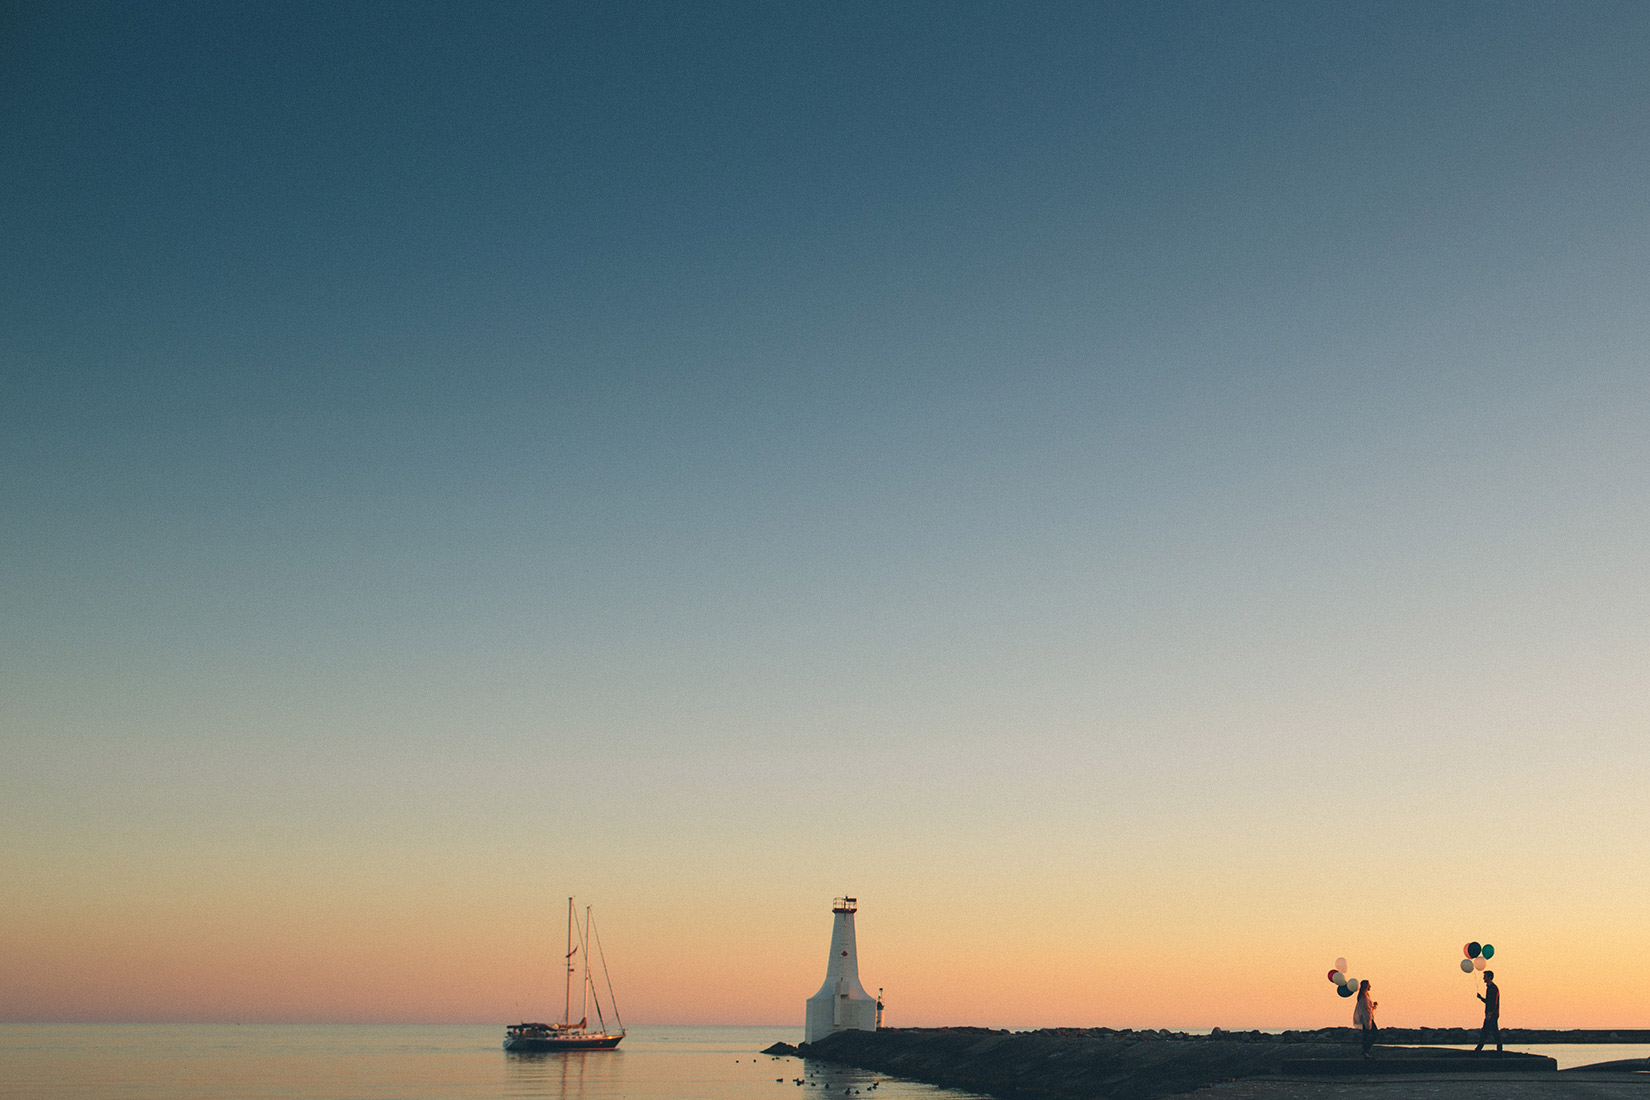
776, 1027, 1649, 1100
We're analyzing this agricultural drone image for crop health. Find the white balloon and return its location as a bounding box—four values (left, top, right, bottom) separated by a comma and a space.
1474, 957, 1487, 971
1335, 957, 1348, 973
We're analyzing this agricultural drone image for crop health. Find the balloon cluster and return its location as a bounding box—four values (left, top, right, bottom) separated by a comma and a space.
1326, 957, 1357, 998
1459, 941, 1496, 973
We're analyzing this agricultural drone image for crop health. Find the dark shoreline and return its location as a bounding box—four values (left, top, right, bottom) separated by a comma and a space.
766, 1028, 1649, 1100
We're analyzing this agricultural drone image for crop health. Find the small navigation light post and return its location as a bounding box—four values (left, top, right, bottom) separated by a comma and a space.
803, 897, 879, 1042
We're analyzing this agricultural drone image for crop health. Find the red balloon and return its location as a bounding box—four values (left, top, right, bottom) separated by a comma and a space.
1463, 942, 1472, 958
1327, 969, 1340, 983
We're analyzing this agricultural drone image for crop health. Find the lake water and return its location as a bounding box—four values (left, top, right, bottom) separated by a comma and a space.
0, 1024, 986, 1100
4, 1024, 1645, 1099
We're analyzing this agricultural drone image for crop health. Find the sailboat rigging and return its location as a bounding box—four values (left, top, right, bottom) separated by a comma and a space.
503, 898, 625, 1052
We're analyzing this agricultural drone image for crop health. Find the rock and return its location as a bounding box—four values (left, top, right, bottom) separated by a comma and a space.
784, 1027, 1640, 1100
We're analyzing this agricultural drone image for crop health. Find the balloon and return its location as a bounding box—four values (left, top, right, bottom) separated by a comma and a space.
1335, 972, 1350, 987
1328, 970, 1341, 984
1461, 958, 1474, 973
1337, 984, 1354, 998
1467, 942, 1482, 958
1335, 957, 1348, 973
1474, 957, 1487, 971
1481, 944, 1494, 959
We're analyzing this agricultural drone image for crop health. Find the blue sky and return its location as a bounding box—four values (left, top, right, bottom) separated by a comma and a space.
3, 1, 1650, 1024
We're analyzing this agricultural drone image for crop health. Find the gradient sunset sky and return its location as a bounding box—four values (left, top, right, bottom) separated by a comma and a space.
4, 1, 1649, 1030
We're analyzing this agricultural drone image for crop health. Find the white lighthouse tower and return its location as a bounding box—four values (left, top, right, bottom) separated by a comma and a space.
804, 896, 879, 1042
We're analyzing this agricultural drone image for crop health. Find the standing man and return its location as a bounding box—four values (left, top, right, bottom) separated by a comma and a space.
1474, 970, 1501, 1053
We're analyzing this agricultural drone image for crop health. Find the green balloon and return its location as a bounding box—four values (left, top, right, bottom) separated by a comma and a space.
1481, 944, 1494, 959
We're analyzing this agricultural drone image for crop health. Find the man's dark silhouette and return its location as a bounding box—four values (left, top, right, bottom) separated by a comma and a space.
1474, 971, 1501, 1052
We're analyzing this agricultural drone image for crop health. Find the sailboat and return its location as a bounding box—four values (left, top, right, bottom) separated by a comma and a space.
503, 897, 626, 1052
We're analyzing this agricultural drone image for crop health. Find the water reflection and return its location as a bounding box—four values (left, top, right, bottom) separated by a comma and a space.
503, 1048, 624, 1097
794, 1058, 892, 1097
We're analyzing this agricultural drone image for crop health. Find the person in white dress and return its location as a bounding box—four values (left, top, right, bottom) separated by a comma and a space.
1353, 980, 1378, 1057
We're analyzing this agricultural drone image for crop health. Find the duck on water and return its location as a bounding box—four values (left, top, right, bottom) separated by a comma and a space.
504, 897, 625, 1052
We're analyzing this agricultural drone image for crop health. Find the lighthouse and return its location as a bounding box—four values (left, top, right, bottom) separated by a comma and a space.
803, 896, 879, 1042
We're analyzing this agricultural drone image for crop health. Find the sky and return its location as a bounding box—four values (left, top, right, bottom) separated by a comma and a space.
3, 0, 1649, 1030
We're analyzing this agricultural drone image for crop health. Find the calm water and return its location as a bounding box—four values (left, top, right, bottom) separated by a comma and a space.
5, 1024, 1645, 1099
0, 1024, 986, 1100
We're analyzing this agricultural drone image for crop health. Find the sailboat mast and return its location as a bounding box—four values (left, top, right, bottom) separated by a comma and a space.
564, 896, 575, 1027
581, 905, 592, 1027
592, 911, 624, 1035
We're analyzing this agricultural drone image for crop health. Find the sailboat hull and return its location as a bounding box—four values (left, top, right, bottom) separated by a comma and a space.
503, 1032, 624, 1052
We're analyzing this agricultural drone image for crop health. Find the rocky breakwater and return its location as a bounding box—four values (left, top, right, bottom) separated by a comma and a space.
768, 1026, 1607, 1100
776, 1027, 1347, 1100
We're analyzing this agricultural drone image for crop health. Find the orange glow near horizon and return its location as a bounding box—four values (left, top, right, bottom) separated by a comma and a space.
5, 666, 1646, 1031
5, 840, 1647, 1029
5, 720, 1649, 1030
